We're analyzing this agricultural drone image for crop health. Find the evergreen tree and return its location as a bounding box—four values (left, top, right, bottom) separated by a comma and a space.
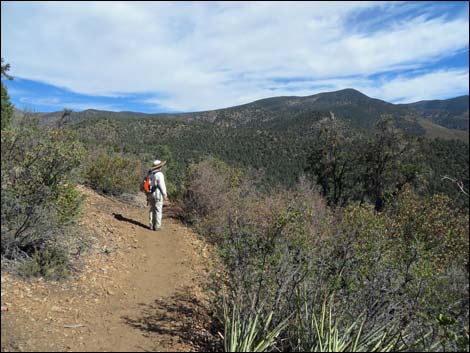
361, 117, 411, 211
306, 118, 357, 206
1, 58, 14, 130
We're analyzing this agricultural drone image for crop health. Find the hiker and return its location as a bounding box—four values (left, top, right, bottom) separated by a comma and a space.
143, 160, 168, 231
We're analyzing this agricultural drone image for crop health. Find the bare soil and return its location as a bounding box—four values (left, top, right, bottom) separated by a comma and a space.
1, 186, 217, 352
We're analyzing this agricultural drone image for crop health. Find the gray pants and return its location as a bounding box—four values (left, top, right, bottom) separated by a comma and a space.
148, 194, 163, 229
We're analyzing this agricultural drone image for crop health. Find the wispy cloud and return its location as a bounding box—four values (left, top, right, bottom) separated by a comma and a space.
370, 69, 470, 103
1, 1, 468, 112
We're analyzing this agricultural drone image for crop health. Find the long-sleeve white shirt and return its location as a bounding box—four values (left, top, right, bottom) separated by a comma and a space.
151, 170, 167, 200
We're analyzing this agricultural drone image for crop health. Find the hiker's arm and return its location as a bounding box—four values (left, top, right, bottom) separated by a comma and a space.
158, 173, 168, 200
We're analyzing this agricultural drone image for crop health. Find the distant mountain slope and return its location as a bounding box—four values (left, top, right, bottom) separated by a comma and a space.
181, 88, 419, 133
29, 89, 468, 141
409, 117, 468, 142
400, 95, 469, 131
27, 109, 180, 126
178, 89, 468, 139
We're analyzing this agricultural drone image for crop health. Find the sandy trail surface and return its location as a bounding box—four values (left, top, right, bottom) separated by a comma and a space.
1, 186, 214, 352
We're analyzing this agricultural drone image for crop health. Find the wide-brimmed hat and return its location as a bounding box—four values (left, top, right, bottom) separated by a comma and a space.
151, 159, 167, 170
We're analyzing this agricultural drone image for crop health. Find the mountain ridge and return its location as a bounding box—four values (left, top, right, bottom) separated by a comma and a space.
30, 88, 468, 118
27, 89, 469, 140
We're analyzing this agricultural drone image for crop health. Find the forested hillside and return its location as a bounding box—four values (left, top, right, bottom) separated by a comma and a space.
402, 95, 469, 131
33, 89, 468, 138
65, 96, 469, 208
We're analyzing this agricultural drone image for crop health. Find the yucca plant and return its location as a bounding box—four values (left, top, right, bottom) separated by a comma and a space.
222, 299, 289, 352
294, 295, 402, 352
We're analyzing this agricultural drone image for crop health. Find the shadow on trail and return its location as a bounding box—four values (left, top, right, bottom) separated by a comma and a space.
112, 213, 149, 230
122, 287, 221, 352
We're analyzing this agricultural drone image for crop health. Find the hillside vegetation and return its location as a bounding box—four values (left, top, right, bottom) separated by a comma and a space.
2, 61, 469, 352
65, 100, 468, 208
37, 88, 469, 137
64, 89, 468, 351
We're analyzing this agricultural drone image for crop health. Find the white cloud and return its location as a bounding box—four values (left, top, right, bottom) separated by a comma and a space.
368, 69, 470, 103
257, 69, 470, 104
2, 1, 468, 112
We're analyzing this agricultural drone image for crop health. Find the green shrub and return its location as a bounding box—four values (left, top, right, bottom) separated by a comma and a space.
83, 149, 142, 195
182, 158, 469, 352
18, 245, 70, 280
55, 184, 85, 225
1, 121, 85, 264
383, 186, 469, 351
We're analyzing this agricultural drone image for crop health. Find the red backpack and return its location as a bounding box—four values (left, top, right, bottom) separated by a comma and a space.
143, 173, 152, 193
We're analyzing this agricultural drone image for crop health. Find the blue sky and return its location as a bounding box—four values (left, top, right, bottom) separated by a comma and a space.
1, 1, 469, 113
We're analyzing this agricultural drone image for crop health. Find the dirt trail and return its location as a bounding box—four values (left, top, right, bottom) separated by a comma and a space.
1, 186, 214, 352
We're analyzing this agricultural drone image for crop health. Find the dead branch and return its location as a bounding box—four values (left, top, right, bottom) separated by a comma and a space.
441, 175, 469, 197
